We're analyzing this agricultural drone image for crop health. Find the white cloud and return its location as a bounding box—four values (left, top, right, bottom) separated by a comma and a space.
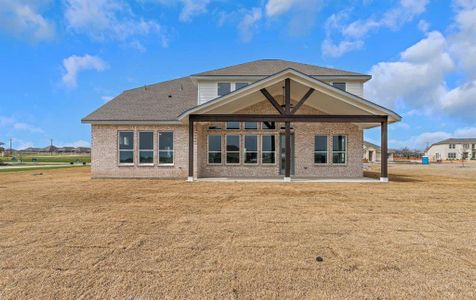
265, 0, 295, 17
62, 54, 106, 88
390, 127, 476, 150
440, 81, 476, 118
178, 0, 210, 22
322, 0, 430, 57
64, 0, 167, 47
418, 19, 430, 32
238, 7, 262, 42
265, 0, 321, 37
69, 140, 90, 147
0, 0, 55, 42
101, 95, 114, 102
13, 122, 44, 133
0, 116, 44, 135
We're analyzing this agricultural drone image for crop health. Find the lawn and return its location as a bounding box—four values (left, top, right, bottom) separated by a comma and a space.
0, 154, 90, 163
0, 164, 475, 298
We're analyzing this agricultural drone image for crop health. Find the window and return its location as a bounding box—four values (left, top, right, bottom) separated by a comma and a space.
262, 135, 276, 164
449, 144, 456, 149
472, 144, 475, 149
118, 131, 134, 164
139, 131, 154, 165
332, 135, 347, 164
244, 135, 258, 164
448, 152, 456, 159
226, 121, 240, 129
208, 135, 222, 164
226, 135, 240, 164
244, 122, 258, 129
235, 82, 248, 90
314, 135, 328, 164
208, 124, 222, 130
262, 121, 276, 130
218, 82, 231, 97
332, 82, 346, 91
464, 144, 469, 149
158, 131, 174, 164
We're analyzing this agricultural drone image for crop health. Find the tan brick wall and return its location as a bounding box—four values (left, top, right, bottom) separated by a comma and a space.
91, 101, 363, 178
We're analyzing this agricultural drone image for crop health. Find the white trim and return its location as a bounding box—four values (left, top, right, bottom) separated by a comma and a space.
380, 177, 389, 183
283, 177, 291, 182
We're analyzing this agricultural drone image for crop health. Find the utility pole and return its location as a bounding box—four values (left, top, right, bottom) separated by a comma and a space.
50, 139, 53, 156
10, 138, 12, 156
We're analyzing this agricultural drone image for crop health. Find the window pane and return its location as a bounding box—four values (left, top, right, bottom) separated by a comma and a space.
119, 132, 134, 150
119, 151, 133, 163
333, 135, 346, 151
140, 150, 154, 164
159, 132, 173, 150
226, 121, 240, 129
244, 136, 257, 151
332, 153, 346, 164
159, 150, 174, 164
218, 82, 231, 96
235, 82, 248, 90
332, 82, 346, 91
139, 132, 153, 150
315, 152, 327, 164
315, 136, 327, 151
208, 152, 221, 164
245, 152, 258, 164
262, 122, 276, 129
227, 135, 240, 151
226, 152, 240, 164
262, 152, 275, 164
208, 135, 221, 152
262, 136, 275, 151
244, 122, 257, 129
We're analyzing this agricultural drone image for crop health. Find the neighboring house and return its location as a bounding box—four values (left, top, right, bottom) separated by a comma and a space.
82, 59, 401, 181
363, 141, 394, 162
425, 138, 476, 161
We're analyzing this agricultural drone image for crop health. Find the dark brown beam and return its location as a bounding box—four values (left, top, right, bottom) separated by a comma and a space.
188, 120, 194, 179
381, 117, 388, 180
291, 88, 314, 114
285, 121, 291, 178
260, 88, 284, 115
284, 78, 291, 114
189, 114, 388, 123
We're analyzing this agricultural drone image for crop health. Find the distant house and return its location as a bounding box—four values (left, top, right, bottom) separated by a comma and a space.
425, 138, 476, 161
363, 141, 394, 162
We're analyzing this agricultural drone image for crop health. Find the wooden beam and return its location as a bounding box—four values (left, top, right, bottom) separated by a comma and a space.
285, 78, 291, 114
260, 88, 284, 115
291, 88, 314, 114
188, 120, 194, 178
285, 121, 291, 178
381, 118, 388, 180
189, 114, 388, 123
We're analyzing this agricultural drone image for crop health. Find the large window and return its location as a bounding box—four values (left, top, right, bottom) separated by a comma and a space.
332, 82, 346, 91
332, 135, 347, 164
139, 131, 154, 165
118, 131, 134, 164
244, 135, 258, 164
448, 152, 456, 159
158, 131, 174, 165
314, 135, 328, 164
208, 135, 222, 164
262, 135, 276, 164
226, 121, 240, 129
218, 82, 231, 97
226, 135, 240, 164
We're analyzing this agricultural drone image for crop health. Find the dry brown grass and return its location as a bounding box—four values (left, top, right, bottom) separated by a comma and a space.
0, 164, 475, 299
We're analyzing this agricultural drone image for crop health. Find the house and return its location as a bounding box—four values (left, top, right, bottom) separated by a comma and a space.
363, 141, 394, 162
425, 138, 476, 161
82, 59, 401, 182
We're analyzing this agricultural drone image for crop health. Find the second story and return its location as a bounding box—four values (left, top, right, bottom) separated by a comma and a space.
191, 59, 371, 105
425, 138, 476, 160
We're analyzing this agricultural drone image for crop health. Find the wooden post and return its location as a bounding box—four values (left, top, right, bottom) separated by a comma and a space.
381, 117, 388, 182
284, 78, 291, 181
188, 119, 194, 181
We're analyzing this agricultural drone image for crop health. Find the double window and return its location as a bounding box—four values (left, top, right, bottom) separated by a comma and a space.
159, 132, 174, 165
139, 132, 154, 165
314, 135, 328, 164
217, 82, 249, 97
244, 135, 258, 164
262, 135, 276, 164
449, 144, 456, 149
226, 135, 240, 164
119, 132, 134, 164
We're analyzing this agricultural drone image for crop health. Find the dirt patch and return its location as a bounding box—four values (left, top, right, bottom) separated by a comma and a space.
0, 164, 475, 299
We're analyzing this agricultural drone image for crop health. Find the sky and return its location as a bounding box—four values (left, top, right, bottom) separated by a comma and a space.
0, 0, 475, 150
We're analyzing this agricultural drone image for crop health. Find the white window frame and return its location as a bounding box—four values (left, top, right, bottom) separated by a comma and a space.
225, 135, 241, 165
332, 134, 347, 165
448, 152, 456, 159
158, 131, 174, 166
261, 134, 277, 165
138, 131, 154, 166
243, 135, 258, 165
118, 131, 134, 166
207, 134, 222, 165
314, 135, 328, 165
331, 82, 346, 91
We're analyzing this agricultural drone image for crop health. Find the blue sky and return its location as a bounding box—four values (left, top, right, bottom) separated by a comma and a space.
0, 0, 475, 150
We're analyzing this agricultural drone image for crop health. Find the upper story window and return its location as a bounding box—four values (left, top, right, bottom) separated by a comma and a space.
463, 144, 469, 149
449, 144, 456, 149
332, 82, 346, 91
235, 82, 248, 90
218, 82, 231, 97
472, 144, 475, 149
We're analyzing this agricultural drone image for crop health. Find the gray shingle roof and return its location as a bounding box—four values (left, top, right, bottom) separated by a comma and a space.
193, 59, 368, 77
433, 138, 476, 145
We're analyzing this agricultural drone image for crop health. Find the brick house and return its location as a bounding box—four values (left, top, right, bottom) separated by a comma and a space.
82, 59, 401, 181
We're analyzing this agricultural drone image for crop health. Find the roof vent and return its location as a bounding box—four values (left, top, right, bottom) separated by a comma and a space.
168, 94, 172, 98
